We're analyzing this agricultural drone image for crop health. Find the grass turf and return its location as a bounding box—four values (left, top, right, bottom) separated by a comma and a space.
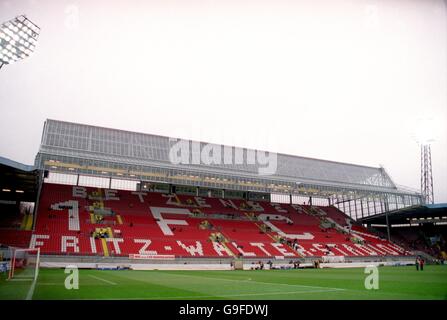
1, 265, 446, 300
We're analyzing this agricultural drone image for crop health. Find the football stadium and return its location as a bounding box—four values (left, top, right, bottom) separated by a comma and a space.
0, 119, 446, 301
0, 1, 446, 314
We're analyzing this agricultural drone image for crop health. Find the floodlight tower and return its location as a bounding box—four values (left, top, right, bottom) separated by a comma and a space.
420, 144, 434, 204
0, 15, 40, 69
413, 117, 436, 205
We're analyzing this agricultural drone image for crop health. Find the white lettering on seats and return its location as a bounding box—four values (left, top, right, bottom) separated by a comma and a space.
90, 237, 97, 254
162, 194, 179, 206
176, 241, 204, 256
271, 243, 295, 256
150, 207, 190, 236
212, 242, 233, 256
194, 197, 211, 208
367, 244, 386, 255
134, 239, 157, 255
259, 214, 314, 240
290, 204, 304, 212
246, 201, 264, 212
104, 189, 119, 201
250, 242, 272, 256
219, 199, 238, 210
62, 236, 79, 253
132, 191, 147, 203
271, 203, 288, 213
330, 245, 349, 256
231, 242, 256, 257
51, 200, 80, 231
341, 244, 364, 256
376, 244, 399, 255
311, 243, 331, 255
107, 238, 124, 255
294, 244, 314, 257
30, 234, 49, 249
386, 242, 406, 254
354, 244, 378, 256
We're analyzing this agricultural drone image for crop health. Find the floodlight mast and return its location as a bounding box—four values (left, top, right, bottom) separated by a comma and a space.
412, 117, 435, 205
0, 15, 40, 69
421, 143, 434, 204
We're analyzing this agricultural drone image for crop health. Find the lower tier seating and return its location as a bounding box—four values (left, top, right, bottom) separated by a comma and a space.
22, 183, 411, 258
0, 230, 32, 248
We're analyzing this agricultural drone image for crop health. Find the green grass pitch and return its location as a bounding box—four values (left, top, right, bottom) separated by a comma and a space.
1, 265, 446, 300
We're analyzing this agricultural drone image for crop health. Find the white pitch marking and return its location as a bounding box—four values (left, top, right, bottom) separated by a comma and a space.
147, 272, 345, 292
25, 279, 37, 300
88, 275, 117, 285
91, 288, 343, 300
9, 278, 33, 282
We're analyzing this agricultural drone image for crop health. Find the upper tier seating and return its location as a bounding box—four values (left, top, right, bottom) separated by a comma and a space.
26, 183, 410, 258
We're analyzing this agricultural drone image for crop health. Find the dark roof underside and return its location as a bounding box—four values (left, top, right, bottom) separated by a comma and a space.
0, 156, 38, 202
359, 204, 447, 225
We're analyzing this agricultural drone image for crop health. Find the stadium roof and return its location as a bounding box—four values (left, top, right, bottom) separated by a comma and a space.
36, 119, 401, 188
0, 156, 35, 172
359, 203, 447, 225
0, 156, 39, 202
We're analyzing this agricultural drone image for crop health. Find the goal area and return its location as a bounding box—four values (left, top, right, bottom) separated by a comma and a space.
8, 247, 40, 281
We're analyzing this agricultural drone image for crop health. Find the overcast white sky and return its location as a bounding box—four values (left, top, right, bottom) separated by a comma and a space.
0, 0, 446, 202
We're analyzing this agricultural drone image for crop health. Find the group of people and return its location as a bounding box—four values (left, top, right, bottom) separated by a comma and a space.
415, 256, 425, 271
249, 261, 265, 270
91, 229, 109, 239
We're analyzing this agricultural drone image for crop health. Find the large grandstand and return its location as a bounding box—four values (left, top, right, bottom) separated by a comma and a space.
0, 119, 446, 300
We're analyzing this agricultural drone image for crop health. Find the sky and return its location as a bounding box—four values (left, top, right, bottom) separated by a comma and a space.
0, 0, 446, 202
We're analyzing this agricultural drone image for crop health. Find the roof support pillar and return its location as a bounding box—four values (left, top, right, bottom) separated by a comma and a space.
360, 200, 364, 219
348, 199, 353, 219
385, 210, 391, 241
